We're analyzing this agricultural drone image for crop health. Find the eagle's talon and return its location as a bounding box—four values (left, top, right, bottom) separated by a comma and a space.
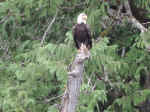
77, 49, 81, 53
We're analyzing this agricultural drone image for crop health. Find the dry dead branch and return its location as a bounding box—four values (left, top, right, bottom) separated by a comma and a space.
41, 11, 58, 46
60, 44, 90, 112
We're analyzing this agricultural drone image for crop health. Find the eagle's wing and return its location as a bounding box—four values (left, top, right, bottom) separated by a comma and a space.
86, 24, 91, 37
72, 24, 80, 49
72, 25, 76, 38
86, 24, 92, 49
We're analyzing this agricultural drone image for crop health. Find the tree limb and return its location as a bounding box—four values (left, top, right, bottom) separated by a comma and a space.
60, 45, 90, 112
40, 11, 58, 46
127, 17, 148, 33
106, 0, 148, 33
0, 16, 8, 24
58, 2, 87, 12
122, 0, 148, 33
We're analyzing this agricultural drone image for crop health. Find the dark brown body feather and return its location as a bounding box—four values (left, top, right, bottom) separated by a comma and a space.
73, 23, 92, 49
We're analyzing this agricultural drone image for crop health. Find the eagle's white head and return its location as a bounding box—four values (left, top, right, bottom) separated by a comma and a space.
77, 13, 87, 24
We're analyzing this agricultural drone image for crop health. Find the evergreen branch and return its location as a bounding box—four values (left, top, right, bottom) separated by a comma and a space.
60, 44, 90, 112
40, 11, 58, 46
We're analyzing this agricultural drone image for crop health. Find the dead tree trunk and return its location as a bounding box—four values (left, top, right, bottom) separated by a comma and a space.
60, 45, 90, 112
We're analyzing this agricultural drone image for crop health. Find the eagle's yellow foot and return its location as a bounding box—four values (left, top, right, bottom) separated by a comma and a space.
77, 49, 81, 53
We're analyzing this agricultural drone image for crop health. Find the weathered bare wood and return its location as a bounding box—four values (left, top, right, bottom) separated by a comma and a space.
121, 47, 126, 57
60, 45, 90, 112
0, 0, 5, 2
127, 17, 148, 33
123, 0, 148, 33
0, 16, 8, 24
106, 0, 148, 33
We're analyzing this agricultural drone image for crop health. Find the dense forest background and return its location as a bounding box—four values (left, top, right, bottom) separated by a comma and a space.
0, 0, 150, 112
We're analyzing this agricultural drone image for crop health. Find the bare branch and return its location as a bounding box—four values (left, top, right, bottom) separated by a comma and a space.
121, 47, 126, 57
123, 0, 148, 33
0, 16, 8, 24
101, 64, 113, 87
142, 22, 150, 25
60, 45, 90, 112
127, 17, 148, 33
58, 2, 87, 11
41, 11, 58, 46
106, 0, 148, 33
123, 0, 132, 17
44, 94, 63, 104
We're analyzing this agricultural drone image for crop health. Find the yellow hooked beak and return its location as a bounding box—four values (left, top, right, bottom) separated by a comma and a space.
82, 15, 87, 21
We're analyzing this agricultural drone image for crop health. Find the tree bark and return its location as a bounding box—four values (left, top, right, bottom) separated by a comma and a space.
60, 45, 90, 112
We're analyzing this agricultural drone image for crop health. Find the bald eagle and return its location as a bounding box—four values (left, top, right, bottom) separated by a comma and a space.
73, 13, 92, 51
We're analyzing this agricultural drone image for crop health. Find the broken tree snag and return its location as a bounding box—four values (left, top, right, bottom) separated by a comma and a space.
123, 0, 147, 33
122, 0, 148, 33
128, 17, 148, 33
106, 0, 148, 33
60, 44, 90, 112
